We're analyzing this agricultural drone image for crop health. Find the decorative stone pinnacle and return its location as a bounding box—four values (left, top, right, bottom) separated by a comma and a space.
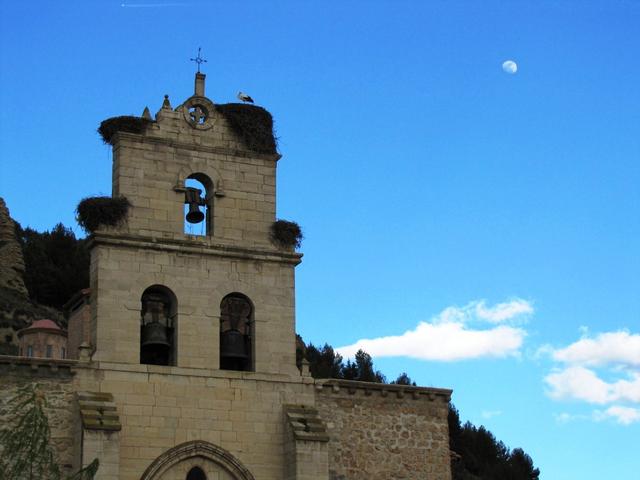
162, 94, 172, 110
78, 342, 92, 363
300, 358, 311, 377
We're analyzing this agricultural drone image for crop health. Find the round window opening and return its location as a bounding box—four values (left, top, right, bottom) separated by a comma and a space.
188, 105, 208, 125
182, 96, 215, 130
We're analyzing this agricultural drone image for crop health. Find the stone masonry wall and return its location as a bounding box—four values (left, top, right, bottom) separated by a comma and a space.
0, 359, 77, 477
73, 364, 317, 480
89, 239, 300, 376
110, 110, 278, 249
315, 380, 452, 480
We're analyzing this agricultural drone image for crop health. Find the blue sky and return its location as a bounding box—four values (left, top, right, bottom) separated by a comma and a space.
1, 1, 639, 478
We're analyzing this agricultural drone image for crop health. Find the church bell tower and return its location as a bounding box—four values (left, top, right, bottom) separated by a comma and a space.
89, 70, 301, 377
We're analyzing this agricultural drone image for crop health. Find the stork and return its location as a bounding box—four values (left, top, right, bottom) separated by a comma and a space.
237, 91, 254, 104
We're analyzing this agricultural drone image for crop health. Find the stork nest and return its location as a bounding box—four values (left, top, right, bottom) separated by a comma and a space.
97, 107, 277, 154
76, 196, 131, 234
215, 103, 278, 155
270, 220, 303, 250
98, 116, 153, 144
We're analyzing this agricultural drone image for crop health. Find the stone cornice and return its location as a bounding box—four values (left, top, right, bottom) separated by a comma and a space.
316, 378, 452, 402
81, 360, 313, 386
0, 355, 77, 377
89, 232, 303, 266
112, 131, 282, 162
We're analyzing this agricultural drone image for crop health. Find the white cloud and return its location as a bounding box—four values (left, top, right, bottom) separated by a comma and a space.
554, 412, 573, 424
544, 366, 640, 405
551, 331, 640, 368
554, 408, 640, 425
594, 405, 640, 425
533, 344, 554, 360
544, 328, 640, 427
336, 299, 531, 361
545, 366, 613, 404
475, 299, 533, 323
432, 298, 533, 325
481, 410, 502, 419
553, 412, 590, 424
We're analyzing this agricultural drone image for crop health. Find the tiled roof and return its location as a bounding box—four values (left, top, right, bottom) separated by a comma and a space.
25, 319, 61, 330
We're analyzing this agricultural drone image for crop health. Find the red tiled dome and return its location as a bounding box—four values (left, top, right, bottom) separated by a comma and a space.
27, 319, 61, 330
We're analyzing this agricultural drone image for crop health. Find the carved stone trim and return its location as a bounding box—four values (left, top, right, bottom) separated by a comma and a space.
182, 96, 216, 130
317, 379, 452, 402
89, 232, 302, 266
0, 355, 77, 378
140, 440, 255, 480
175, 164, 225, 197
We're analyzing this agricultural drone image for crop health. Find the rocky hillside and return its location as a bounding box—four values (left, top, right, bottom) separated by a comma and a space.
0, 198, 27, 296
0, 198, 64, 354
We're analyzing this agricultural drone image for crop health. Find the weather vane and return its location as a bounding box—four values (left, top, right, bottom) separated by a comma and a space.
190, 47, 207, 73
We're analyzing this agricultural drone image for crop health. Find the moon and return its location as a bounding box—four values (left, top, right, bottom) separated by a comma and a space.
502, 60, 518, 74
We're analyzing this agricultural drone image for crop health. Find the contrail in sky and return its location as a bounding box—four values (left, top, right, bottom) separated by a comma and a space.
121, 2, 191, 7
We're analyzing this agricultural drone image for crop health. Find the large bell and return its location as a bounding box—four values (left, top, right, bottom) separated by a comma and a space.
186, 203, 205, 224
185, 187, 205, 224
220, 330, 249, 360
141, 321, 170, 349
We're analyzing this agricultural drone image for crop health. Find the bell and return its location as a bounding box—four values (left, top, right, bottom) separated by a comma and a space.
186, 203, 205, 224
141, 321, 170, 349
220, 330, 249, 360
185, 187, 205, 224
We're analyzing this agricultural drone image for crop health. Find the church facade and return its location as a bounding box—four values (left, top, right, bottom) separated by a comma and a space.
0, 73, 452, 480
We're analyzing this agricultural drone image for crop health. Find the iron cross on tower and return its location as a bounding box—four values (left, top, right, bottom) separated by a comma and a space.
190, 47, 207, 73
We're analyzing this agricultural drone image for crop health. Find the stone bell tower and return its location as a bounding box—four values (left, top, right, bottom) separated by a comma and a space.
89, 71, 301, 376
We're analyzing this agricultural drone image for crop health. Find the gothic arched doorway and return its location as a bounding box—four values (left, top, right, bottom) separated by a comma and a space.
140, 441, 255, 480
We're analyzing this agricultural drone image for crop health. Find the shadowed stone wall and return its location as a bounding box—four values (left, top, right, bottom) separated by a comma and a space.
0, 358, 77, 477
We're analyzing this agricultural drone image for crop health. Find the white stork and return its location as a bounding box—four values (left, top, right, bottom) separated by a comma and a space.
237, 91, 254, 104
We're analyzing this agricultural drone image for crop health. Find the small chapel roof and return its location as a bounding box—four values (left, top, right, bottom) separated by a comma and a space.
18, 319, 66, 337
27, 319, 61, 330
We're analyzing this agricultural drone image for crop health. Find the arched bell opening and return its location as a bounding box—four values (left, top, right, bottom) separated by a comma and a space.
184, 173, 213, 236
140, 285, 177, 366
220, 293, 254, 372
